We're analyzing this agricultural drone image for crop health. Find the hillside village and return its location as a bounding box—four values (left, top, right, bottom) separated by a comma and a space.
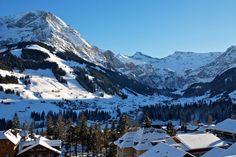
1, 117, 236, 157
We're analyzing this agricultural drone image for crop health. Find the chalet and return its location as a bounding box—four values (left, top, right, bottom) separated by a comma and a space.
208, 118, 236, 141
114, 127, 170, 157
17, 136, 61, 157
166, 133, 227, 157
0, 129, 21, 157
139, 142, 194, 157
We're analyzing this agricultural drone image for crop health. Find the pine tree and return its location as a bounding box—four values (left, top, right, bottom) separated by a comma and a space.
103, 124, 109, 156
117, 115, 129, 136
41, 111, 45, 121
111, 120, 116, 131
143, 115, 152, 128
22, 121, 28, 131
21, 121, 28, 140
66, 126, 76, 156
12, 113, 19, 130
91, 123, 101, 156
55, 115, 65, 140
108, 121, 117, 157
29, 121, 35, 139
167, 121, 176, 136
78, 113, 87, 156
46, 114, 54, 138
64, 118, 73, 156
87, 126, 94, 156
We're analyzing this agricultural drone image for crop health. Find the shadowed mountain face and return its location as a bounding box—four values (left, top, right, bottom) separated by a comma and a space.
184, 67, 236, 97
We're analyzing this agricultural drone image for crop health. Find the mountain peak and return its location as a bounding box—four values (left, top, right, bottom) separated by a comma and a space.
8, 10, 68, 29
225, 45, 236, 54
132, 51, 154, 59
0, 11, 106, 64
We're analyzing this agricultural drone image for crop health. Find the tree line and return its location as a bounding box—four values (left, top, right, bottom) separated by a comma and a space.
141, 98, 236, 123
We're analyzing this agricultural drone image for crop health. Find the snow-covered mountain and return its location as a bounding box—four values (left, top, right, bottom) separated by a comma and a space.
187, 46, 236, 83
125, 51, 221, 74
1, 11, 236, 120
183, 67, 236, 98
0, 11, 106, 65
106, 50, 222, 89
0, 10, 231, 90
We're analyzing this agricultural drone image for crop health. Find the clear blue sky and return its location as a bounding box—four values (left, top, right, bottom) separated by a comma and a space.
1, 0, 236, 57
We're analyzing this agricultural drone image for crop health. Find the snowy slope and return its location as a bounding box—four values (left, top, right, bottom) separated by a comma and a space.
0, 41, 170, 121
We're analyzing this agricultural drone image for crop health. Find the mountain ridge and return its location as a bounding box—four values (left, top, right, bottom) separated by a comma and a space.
1, 11, 236, 121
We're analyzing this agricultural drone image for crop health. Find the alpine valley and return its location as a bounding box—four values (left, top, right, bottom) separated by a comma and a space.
0, 11, 236, 122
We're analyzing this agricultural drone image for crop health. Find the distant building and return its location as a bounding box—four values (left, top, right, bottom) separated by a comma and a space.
208, 118, 236, 141
17, 136, 61, 157
114, 127, 170, 157
166, 133, 227, 157
0, 129, 21, 157
139, 142, 194, 157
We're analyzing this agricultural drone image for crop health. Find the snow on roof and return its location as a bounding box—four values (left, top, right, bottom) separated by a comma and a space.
201, 147, 225, 157
115, 127, 169, 151
186, 124, 199, 131
114, 131, 136, 148
17, 136, 61, 155
0, 129, 21, 145
221, 143, 236, 157
197, 125, 210, 132
139, 142, 191, 157
212, 119, 236, 134
175, 133, 227, 150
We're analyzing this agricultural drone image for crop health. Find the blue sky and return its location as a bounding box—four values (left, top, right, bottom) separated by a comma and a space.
1, 0, 236, 57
